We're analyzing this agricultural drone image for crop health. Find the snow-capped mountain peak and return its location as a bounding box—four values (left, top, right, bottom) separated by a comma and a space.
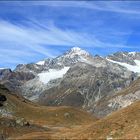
66, 47, 90, 57
38, 47, 93, 69
71, 46, 81, 51
36, 60, 45, 65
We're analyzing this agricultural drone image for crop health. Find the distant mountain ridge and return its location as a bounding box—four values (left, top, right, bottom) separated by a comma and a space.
0, 47, 140, 117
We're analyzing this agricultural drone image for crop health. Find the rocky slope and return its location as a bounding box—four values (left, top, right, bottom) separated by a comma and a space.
91, 77, 140, 117
107, 51, 140, 65
0, 69, 35, 93
106, 51, 140, 73
20, 48, 139, 105
39, 60, 137, 114
37, 48, 139, 110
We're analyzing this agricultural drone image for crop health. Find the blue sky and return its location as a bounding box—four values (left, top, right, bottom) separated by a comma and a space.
1, 1, 140, 69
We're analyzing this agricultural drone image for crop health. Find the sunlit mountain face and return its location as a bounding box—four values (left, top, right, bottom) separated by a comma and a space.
0, 1, 140, 139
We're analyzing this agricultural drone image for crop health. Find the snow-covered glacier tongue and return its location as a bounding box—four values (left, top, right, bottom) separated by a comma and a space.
21, 67, 70, 101
38, 67, 70, 84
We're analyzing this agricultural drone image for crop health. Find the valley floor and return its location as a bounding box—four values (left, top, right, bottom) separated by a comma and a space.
18, 103, 140, 139
0, 85, 140, 139
1, 101, 140, 140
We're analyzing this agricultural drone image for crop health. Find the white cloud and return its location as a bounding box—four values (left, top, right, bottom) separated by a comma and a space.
0, 20, 138, 50
0, 19, 139, 68
14, 1, 140, 15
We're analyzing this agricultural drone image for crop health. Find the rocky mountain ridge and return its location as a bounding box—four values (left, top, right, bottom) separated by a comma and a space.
0, 47, 140, 117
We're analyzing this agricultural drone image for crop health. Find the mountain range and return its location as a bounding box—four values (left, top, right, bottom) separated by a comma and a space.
0, 47, 140, 117
0, 47, 140, 139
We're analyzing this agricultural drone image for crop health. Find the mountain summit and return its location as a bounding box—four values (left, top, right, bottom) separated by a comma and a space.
65, 47, 90, 57
36, 47, 91, 67
44, 46, 92, 69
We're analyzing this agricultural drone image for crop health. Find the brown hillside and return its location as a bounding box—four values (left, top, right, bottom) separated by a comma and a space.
73, 100, 140, 139
0, 85, 97, 139
14, 101, 140, 139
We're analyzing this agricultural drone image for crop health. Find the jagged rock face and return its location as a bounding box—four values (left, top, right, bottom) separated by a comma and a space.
43, 47, 92, 69
89, 78, 140, 118
15, 63, 46, 74
0, 69, 12, 80
0, 69, 35, 92
107, 52, 140, 65
6, 71, 35, 81
20, 77, 62, 101
39, 62, 137, 109
15, 47, 92, 73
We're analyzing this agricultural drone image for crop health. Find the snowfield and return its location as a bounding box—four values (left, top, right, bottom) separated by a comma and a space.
36, 60, 45, 65
107, 58, 140, 73
128, 52, 137, 55
38, 67, 70, 84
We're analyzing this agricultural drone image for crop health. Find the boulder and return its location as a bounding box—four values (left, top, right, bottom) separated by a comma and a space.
15, 118, 30, 127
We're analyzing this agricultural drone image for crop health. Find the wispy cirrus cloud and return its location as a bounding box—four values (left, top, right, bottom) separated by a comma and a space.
0, 19, 139, 69
0, 20, 137, 67
0, 1, 140, 69
0, 19, 137, 50
9, 1, 140, 15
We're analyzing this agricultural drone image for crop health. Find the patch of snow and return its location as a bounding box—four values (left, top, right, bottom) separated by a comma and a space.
134, 60, 140, 66
38, 67, 70, 84
67, 47, 90, 58
36, 60, 45, 65
57, 62, 62, 65
128, 52, 136, 55
107, 58, 140, 73
28, 94, 39, 101
79, 56, 93, 65
71, 47, 81, 51
122, 53, 127, 57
